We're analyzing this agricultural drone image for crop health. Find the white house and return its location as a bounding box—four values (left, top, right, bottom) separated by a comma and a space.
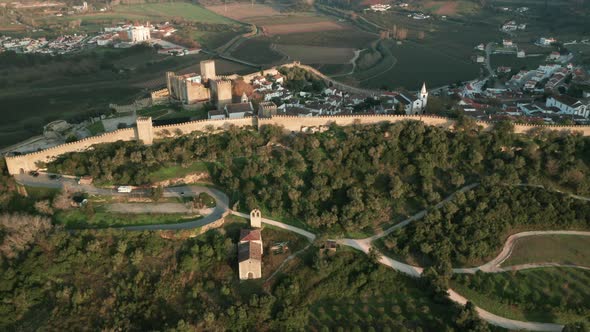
546, 95, 590, 118
127, 25, 150, 43
538, 37, 557, 46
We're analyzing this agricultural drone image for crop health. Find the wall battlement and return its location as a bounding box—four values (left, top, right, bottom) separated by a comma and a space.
4, 114, 590, 175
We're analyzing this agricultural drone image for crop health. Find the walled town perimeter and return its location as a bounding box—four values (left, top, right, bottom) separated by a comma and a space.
5, 113, 590, 175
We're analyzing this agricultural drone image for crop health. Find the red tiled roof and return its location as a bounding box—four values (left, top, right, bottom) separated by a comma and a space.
240, 229, 261, 242
238, 241, 262, 262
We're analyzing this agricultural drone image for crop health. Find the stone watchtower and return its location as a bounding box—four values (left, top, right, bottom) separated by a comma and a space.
211, 79, 233, 111
200, 60, 216, 82
250, 209, 262, 228
136, 117, 154, 145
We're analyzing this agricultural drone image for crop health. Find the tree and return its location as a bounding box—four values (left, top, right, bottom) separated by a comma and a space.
151, 186, 164, 202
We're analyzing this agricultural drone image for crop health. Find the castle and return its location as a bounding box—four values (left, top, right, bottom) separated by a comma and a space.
165, 59, 240, 111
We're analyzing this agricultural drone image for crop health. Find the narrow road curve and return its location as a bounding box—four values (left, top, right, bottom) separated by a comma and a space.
453, 230, 590, 274
19, 175, 588, 331
16, 174, 230, 231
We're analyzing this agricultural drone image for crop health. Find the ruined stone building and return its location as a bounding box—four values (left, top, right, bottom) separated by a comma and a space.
238, 229, 262, 280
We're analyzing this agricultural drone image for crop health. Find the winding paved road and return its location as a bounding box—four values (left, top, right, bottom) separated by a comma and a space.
16, 174, 230, 231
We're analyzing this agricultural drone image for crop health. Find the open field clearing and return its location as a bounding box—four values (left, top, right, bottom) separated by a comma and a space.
262, 21, 346, 35
274, 44, 355, 64
358, 40, 479, 90
420, 0, 480, 16
452, 268, 590, 324
37, 2, 234, 26
229, 38, 284, 65
205, 3, 283, 21
501, 235, 590, 267
268, 29, 375, 48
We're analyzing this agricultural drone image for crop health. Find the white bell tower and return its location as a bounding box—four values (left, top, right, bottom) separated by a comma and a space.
419, 82, 428, 109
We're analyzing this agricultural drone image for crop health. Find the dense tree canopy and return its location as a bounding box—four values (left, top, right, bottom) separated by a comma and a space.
47, 120, 590, 234
0, 226, 489, 331
383, 184, 590, 267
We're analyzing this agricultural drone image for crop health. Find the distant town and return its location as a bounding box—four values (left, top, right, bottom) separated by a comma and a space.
0, 21, 198, 56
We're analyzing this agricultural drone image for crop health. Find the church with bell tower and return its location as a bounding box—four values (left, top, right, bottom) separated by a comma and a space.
394, 82, 429, 115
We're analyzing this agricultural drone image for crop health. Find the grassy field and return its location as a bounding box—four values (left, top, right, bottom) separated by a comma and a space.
274, 44, 355, 64
501, 235, 590, 267
39, 3, 235, 27
229, 38, 284, 65
55, 208, 203, 229
452, 268, 590, 324
355, 10, 501, 89
268, 29, 374, 48
24, 186, 61, 200
358, 40, 480, 90
148, 162, 210, 183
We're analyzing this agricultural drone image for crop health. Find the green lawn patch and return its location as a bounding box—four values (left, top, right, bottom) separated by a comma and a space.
501, 234, 590, 267
55, 209, 202, 229
148, 162, 210, 183
24, 186, 61, 200
452, 268, 590, 324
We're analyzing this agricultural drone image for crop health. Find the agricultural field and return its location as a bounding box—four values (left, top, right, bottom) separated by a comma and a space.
419, 0, 481, 16
37, 2, 235, 27
267, 29, 375, 49
205, 3, 284, 21
208, 3, 375, 73
452, 268, 590, 324
358, 40, 480, 90
501, 235, 590, 267
229, 38, 284, 65
262, 20, 346, 35
273, 44, 355, 65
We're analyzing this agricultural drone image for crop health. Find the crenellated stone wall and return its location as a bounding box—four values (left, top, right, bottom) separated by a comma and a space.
5, 128, 137, 175
152, 117, 256, 138
259, 114, 458, 132
5, 114, 590, 175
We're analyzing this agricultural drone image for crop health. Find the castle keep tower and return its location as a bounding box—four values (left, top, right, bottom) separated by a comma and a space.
136, 117, 154, 145
211, 79, 233, 110
200, 60, 216, 82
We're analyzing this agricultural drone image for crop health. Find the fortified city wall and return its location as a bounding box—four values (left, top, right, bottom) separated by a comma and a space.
5, 114, 590, 175
5, 128, 137, 175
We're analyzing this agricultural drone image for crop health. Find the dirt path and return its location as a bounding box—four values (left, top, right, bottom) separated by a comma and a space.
453, 230, 590, 274
330, 48, 364, 78
19, 174, 585, 331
